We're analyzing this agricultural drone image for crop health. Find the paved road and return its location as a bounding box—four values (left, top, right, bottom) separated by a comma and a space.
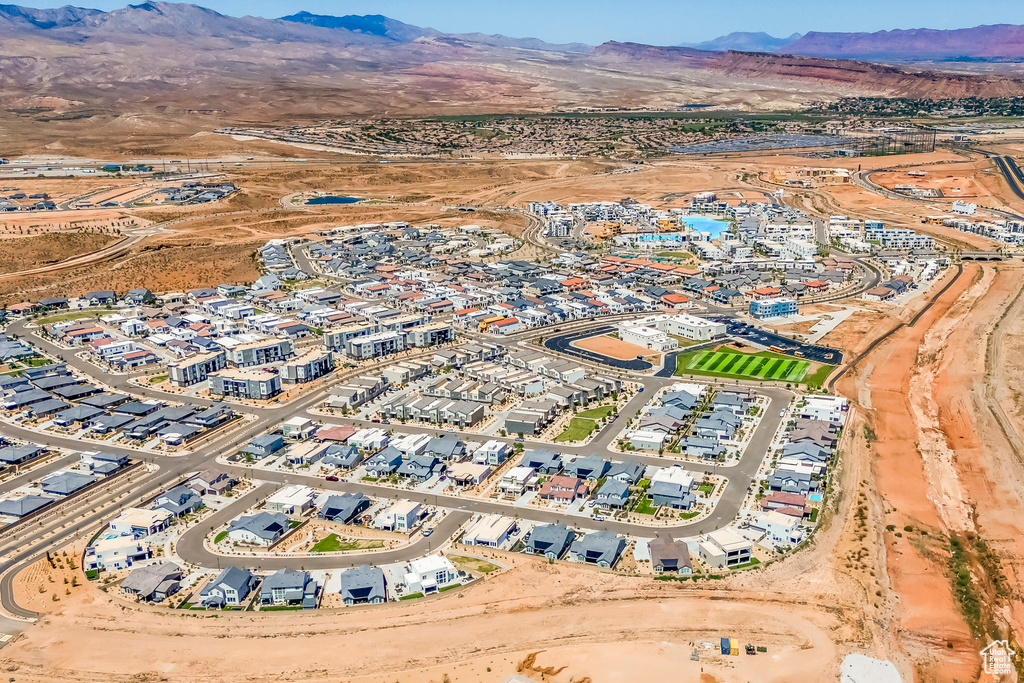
0, 308, 793, 617
175, 483, 473, 571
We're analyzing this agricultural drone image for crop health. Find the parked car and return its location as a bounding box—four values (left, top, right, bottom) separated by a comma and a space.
325, 475, 339, 482
423, 528, 434, 537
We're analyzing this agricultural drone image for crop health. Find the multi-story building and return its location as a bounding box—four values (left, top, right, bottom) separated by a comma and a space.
280, 349, 333, 384
168, 350, 227, 387
749, 298, 798, 319
345, 330, 407, 360
223, 338, 293, 367
406, 322, 455, 348
208, 368, 282, 400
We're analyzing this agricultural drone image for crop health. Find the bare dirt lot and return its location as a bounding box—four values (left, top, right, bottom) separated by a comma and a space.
574, 334, 653, 361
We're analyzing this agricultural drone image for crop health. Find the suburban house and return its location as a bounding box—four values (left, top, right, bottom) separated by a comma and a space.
226, 511, 291, 546
595, 479, 630, 509
84, 534, 151, 572
318, 493, 371, 523
538, 476, 589, 503
154, 486, 203, 517
568, 530, 626, 568
339, 564, 387, 605
402, 554, 458, 595
119, 562, 182, 602
200, 566, 255, 608
699, 528, 753, 569
259, 568, 319, 608
647, 537, 693, 574
523, 524, 576, 560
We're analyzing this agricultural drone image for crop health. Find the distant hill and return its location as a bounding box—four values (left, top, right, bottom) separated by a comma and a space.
0, 0, 1022, 141
784, 24, 1024, 62
279, 11, 435, 42
681, 31, 801, 53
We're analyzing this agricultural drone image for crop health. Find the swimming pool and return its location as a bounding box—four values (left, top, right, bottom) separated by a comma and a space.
682, 216, 731, 238
808, 493, 823, 502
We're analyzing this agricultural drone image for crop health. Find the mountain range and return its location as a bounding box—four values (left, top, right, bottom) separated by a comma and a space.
1, 1, 1024, 150
689, 24, 1024, 62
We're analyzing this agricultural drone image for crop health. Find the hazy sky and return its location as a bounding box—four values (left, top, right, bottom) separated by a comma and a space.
17, 0, 1024, 44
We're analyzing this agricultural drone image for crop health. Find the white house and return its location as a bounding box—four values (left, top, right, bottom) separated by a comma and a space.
626, 429, 666, 451
753, 510, 804, 545
348, 428, 390, 450
85, 534, 151, 572
462, 514, 516, 548
373, 500, 422, 531
403, 554, 458, 595
799, 396, 848, 424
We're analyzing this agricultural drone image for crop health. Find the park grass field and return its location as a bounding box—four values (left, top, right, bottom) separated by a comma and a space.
676, 348, 812, 382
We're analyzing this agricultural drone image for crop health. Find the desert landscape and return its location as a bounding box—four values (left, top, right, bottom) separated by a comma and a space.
1, 2, 1024, 683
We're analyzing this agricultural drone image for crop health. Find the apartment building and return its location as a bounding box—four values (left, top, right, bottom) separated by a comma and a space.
168, 350, 227, 387
280, 348, 333, 384
208, 368, 282, 400
223, 338, 293, 367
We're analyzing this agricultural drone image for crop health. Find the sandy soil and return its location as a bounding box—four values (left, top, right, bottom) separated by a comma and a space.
1, 558, 853, 683
574, 334, 653, 360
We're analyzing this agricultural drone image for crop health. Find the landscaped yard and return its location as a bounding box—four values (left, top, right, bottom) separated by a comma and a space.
214, 530, 228, 544
731, 558, 761, 570
633, 497, 659, 515
576, 405, 615, 420
555, 417, 598, 442
148, 374, 169, 384
310, 534, 385, 553
679, 511, 700, 519
675, 348, 814, 383
448, 554, 499, 574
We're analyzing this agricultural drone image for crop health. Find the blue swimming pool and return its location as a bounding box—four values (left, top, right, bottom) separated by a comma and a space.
682, 216, 731, 238
808, 493, 823, 502
306, 195, 361, 205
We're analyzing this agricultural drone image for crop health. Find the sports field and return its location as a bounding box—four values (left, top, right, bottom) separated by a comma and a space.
677, 349, 811, 382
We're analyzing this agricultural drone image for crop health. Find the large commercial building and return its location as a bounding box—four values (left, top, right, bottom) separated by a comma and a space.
749, 298, 798, 319
208, 368, 282, 400
168, 350, 227, 387
626, 313, 727, 341
618, 325, 678, 352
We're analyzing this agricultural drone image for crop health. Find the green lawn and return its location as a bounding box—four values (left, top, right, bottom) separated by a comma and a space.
34, 310, 107, 325
214, 530, 228, 544
679, 511, 700, 519
633, 497, 659, 515
675, 348, 812, 383
148, 374, 169, 384
656, 251, 693, 259
731, 558, 761, 570
399, 592, 424, 601
802, 364, 835, 390
310, 534, 385, 553
698, 484, 714, 495
555, 418, 598, 442
576, 405, 615, 420
22, 357, 51, 366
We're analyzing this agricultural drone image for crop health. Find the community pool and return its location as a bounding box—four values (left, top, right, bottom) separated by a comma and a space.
682, 216, 731, 238
306, 195, 361, 205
